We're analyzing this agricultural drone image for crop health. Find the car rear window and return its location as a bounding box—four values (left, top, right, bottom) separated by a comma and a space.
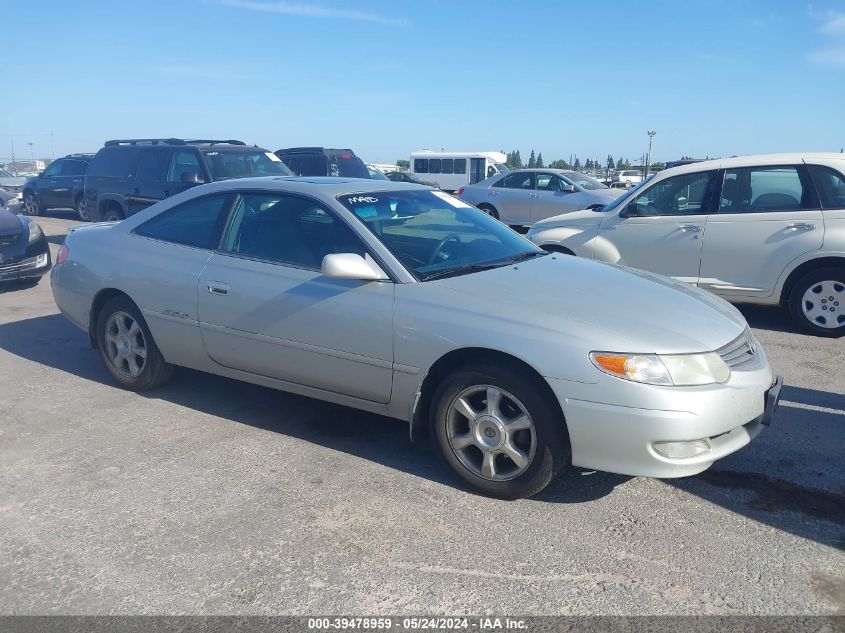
202, 150, 292, 180
327, 154, 369, 178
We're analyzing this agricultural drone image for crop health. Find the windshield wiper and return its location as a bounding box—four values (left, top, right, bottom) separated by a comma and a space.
422, 252, 546, 281
422, 261, 509, 281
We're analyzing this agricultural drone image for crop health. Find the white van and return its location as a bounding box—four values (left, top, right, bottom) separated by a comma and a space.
410, 151, 508, 192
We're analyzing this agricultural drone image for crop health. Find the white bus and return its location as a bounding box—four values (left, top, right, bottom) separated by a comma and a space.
410, 151, 508, 192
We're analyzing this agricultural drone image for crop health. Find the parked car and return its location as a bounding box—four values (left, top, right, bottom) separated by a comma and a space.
22, 153, 94, 220
275, 147, 370, 178
527, 153, 845, 337
0, 168, 26, 207
612, 169, 644, 186
0, 206, 50, 284
386, 170, 440, 188
85, 138, 292, 222
52, 177, 780, 499
457, 169, 623, 226
0, 188, 22, 214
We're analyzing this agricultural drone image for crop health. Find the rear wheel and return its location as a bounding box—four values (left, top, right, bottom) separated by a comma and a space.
101, 204, 124, 222
477, 204, 499, 220
96, 296, 175, 390
430, 365, 569, 499
788, 267, 845, 337
23, 192, 41, 216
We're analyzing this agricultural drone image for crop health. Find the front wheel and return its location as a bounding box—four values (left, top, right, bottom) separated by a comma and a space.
75, 196, 90, 221
788, 267, 845, 337
23, 193, 41, 216
96, 296, 175, 390
101, 205, 125, 222
430, 365, 569, 499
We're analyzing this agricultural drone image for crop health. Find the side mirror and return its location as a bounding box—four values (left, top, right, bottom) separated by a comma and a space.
181, 171, 204, 184
561, 184, 577, 193
322, 253, 388, 281
620, 202, 639, 218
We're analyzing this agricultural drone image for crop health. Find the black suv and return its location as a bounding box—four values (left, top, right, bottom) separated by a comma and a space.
22, 154, 94, 220
275, 147, 370, 179
85, 138, 293, 222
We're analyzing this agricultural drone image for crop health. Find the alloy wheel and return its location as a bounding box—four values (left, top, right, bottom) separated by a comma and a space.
23, 194, 38, 216
104, 311, 147, 378
77, 197, 89, 221
446, 385, 536, 481
802, 280, 845, 329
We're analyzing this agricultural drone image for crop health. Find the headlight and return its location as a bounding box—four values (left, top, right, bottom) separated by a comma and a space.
590, 351, 730, 386
27, 222, 43, 244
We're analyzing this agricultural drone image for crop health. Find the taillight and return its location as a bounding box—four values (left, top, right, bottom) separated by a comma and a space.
56, 243, 69, 264
455, 187, 464, 197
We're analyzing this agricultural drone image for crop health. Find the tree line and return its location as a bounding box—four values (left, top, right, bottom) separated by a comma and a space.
503, 150, 664, 173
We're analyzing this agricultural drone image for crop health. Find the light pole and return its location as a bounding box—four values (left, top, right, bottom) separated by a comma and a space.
646, 131, 656, 178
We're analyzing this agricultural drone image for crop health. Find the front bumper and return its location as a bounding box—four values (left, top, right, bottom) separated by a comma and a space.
0, 250, 51, 281
547, 358, 779, 478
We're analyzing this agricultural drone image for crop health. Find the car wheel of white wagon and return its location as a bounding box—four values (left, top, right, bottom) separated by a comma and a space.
430, 365, 570, 499
788, 267, 845, 338
96, 296, 175, 390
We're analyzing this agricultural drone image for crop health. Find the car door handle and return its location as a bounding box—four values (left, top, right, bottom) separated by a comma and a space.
490, 190, 498, 196
786, 223, 815, 231
678, 224, 702, 233
207, 281, 229, 296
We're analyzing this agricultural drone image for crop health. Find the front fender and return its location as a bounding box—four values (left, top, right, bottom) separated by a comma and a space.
529, 224, 600, 257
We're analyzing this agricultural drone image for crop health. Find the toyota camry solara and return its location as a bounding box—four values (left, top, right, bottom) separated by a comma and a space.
51, 177, 782, 499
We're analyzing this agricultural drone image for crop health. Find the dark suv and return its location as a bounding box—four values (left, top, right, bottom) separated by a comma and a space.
275, 147, 370, 179
85, 139, 293, 222
22, 154, 94, 220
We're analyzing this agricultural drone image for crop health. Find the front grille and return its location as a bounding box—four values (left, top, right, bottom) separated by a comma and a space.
0, 254, 42, 276
0, 234, 19, 249
717, 328, 759, 370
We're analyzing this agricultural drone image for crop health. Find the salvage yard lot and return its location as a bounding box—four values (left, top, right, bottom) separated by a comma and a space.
1, 214, 843, 615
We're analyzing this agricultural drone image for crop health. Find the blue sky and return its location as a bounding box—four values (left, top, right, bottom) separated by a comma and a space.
4, 0, 845, 165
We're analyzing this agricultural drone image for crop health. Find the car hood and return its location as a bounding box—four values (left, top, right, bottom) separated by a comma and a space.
529, 208, 608, 232
431, 255, 746, 354
585, 187, 625, 202
0, 209, 23, 236
0, 177, 26, 188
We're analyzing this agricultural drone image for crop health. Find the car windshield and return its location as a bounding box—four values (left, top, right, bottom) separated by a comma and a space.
202, 150, 292, 180
368, 167, 390, 181
493, 163, 510, 173
338, 190, 545, 281
600, 180, 648, 212
562, 171, 607, 190
0, 169, 13, 178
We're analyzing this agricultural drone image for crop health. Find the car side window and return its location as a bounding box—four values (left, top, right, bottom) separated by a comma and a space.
60, 160, 87, 176
167, 151, 203, 183
134, 194, 231, 249
630, 171, 715, 216
221, 193, 365, 269
536, 174, 564, 191
807, 164, 845, 210
494, 172, 534, 189
135, 151, 169, 183
718, 166, 815, 213
45, 161, 63, 177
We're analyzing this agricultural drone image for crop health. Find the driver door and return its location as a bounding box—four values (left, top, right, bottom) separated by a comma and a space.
594, 170, 717, 283
197, 191, 395, 403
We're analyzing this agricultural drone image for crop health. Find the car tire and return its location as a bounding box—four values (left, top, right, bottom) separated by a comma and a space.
477, 204, 499, 220
101, 204, 125, 222
96, 296, 176, 391
23, 192, 41, 216
75, 196, 90, 221
787, 267, 845, 337
430, 364, 569, 499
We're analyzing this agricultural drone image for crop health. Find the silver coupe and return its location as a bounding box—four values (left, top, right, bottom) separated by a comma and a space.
52, 177, 781, 499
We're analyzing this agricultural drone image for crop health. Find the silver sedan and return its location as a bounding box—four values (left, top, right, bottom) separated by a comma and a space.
51, 177, 780, 499
457, 169, 623, 226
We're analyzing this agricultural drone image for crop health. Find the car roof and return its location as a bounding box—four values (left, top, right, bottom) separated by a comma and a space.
659, 152, 845, 177
189, 176, 430, 196
275, 147, 358, 156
